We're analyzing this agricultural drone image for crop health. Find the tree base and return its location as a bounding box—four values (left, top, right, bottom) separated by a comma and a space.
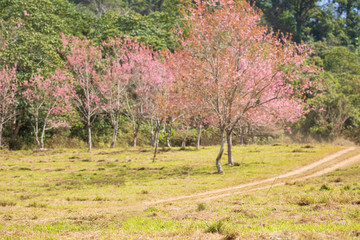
34, 148, 48, 152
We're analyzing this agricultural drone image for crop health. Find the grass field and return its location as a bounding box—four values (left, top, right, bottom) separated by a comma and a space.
0, 144, 359, 239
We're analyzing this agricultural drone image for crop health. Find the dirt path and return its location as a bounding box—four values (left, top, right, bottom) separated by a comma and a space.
146, 147, 360, 205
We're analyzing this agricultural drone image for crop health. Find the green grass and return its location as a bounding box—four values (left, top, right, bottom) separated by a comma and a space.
0, 144, 359, 239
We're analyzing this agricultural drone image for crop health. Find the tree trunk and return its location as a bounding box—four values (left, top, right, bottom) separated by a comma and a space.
215, 128, 225, 173
227, 130, 234, 165
153, 130, 159, 162
296, 18, 303, 43
35, 117, 41, 149
40, 122, 47, 150
88, 120, 92, 152
133, 119, 141, 147
345, 2, 352, 35
40, 137, 45, 149
165, 123, 172, 147
196, 123, 202, 150
0, 123, 3, 149
181, 126, 189, 148
152, 121, 161, 163
166, 135, 171, 147
240, 126, 245, 145
10, 116, 21, 150
149, 120, 155, 147
148, 119, 155, 147
181, 137, 186, 147
110, 118, 118, 148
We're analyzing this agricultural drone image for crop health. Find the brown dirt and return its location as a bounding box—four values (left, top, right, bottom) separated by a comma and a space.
146, 147, 360, 204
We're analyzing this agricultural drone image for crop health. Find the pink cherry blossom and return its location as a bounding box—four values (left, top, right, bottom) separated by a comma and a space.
0, 65, 18, 149
24, 68, 74, 150
170, 0, 322, 173
60, 34, 103, 152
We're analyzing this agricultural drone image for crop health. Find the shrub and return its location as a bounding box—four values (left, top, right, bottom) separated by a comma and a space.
197, 202, 207, 211
206, 220, 225, 233
320, 184, 331, 191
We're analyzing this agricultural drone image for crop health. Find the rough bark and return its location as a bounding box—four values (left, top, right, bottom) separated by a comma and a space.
196, 123, 202, 150
227, 130, 234, 165
215, 128, 225, 173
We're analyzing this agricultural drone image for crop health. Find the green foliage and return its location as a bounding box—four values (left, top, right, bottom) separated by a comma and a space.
260, 0, 318, 42
0, 0, 91, 78
69, 0, 129, 18
256, 0, 359, 46
69, 0, 180, 17
112, 11, 177, 50
265, 8, 296, 36
293, 45, 360, 142
310, 7, 336, 42
0, 0, 359, 147
78, 0, 181, 50
333, 0, 360, 46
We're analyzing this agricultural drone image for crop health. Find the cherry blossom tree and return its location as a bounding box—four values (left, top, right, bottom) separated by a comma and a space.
123, 43, 173, 150
99, 37, 134, 148
149, 79, 174, 162
192, 111, 214, 150
60, 34, 103, 152
122, 40, 163, 148
0, 65, 18, 149
178, 121, 190, 148
169, 86, 210, 150
127, 49, 173, 161
171, 0, 320, 173
175, 89, 213, 150
23, 68, 73, 150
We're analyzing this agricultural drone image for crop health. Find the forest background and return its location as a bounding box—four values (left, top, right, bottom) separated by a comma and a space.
0, 0, 359, 150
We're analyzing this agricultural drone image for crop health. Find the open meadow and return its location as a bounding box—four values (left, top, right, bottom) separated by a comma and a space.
1, 144, 360, 239
1, 0, 360, 239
